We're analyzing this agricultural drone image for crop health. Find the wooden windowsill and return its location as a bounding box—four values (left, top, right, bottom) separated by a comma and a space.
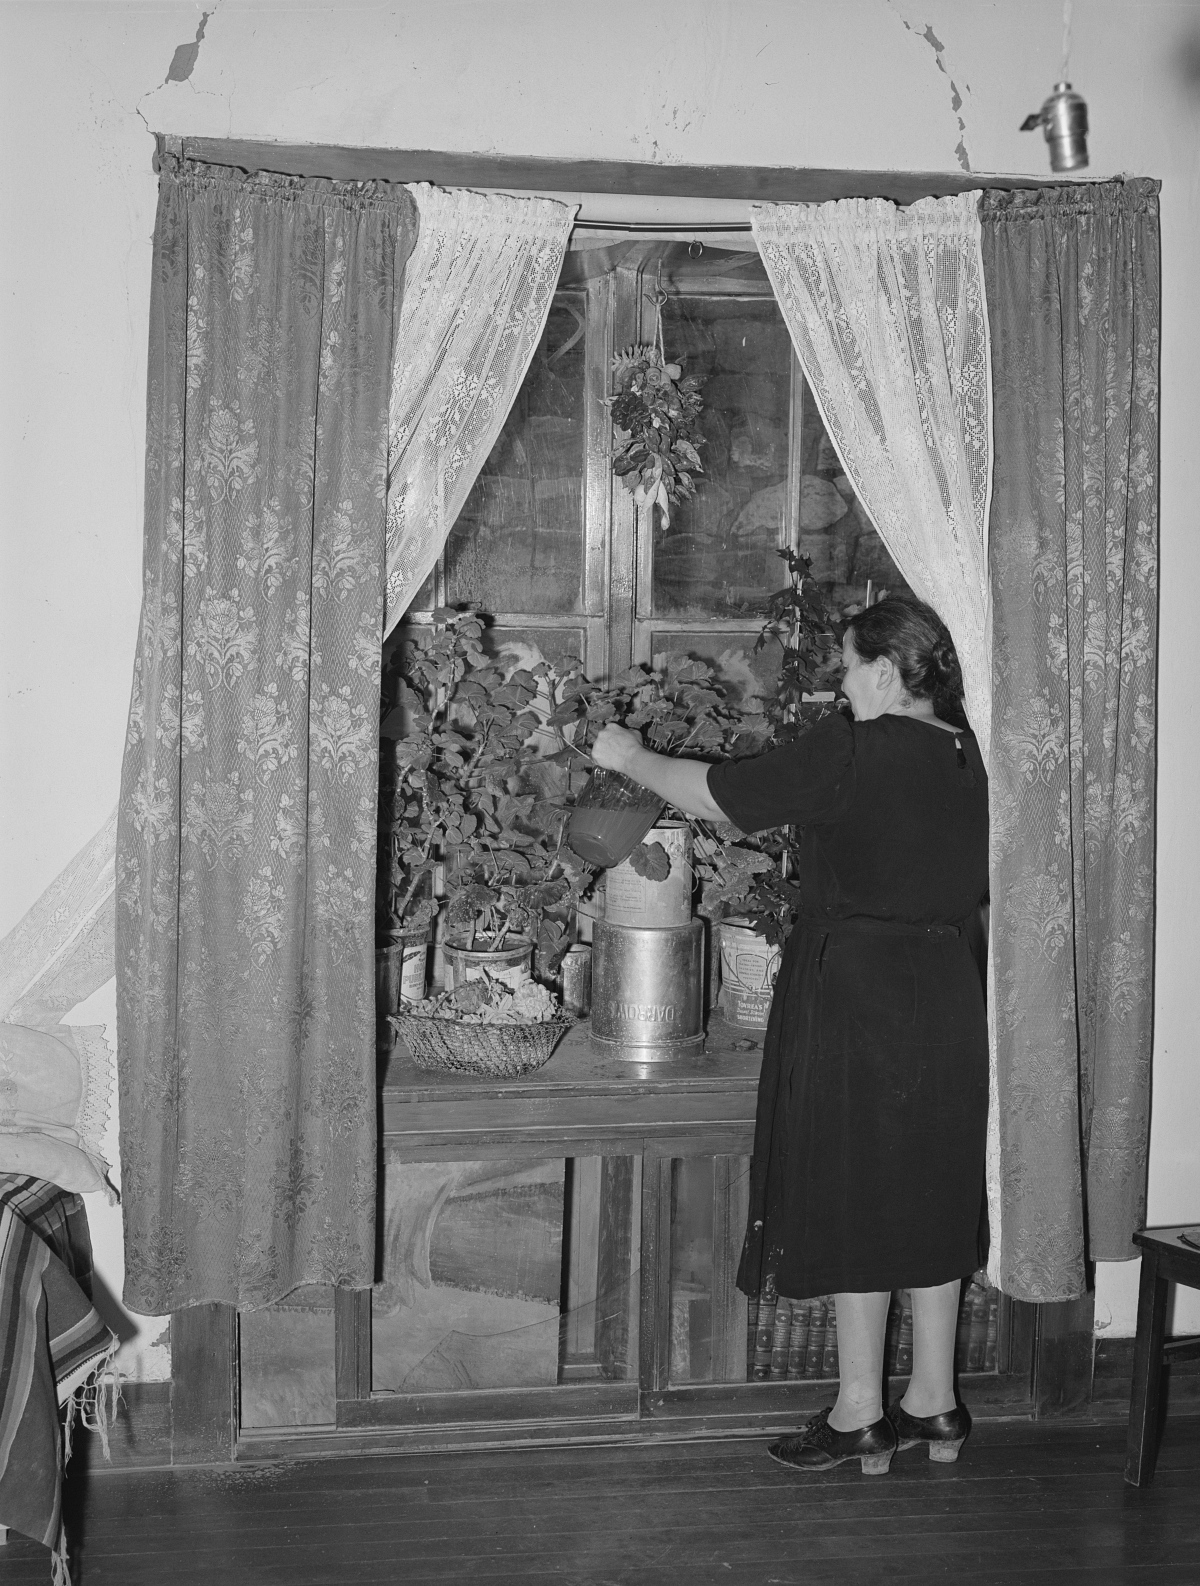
380, 1016, 764, 1159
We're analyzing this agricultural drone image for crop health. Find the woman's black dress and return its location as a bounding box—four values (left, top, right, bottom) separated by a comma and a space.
707, 709, 989, 1300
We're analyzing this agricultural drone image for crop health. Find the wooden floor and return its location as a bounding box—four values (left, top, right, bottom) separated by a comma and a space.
2, 1416, 1198, 1585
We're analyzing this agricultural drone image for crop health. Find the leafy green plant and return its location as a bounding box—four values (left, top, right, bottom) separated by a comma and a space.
388, 609, 591, 973
608, 345, 705, 526
755, 545, 844, 743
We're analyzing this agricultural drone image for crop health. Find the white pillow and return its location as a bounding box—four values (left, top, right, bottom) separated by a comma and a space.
0, 1021, 113, 1196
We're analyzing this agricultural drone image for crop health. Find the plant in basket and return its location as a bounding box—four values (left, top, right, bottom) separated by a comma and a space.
391, 971, 572, 1078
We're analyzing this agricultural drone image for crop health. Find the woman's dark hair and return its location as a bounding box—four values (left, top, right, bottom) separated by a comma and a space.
844, 592, 966, 724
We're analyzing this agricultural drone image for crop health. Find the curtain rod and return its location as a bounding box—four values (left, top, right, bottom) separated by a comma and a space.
572, 219, 754, 233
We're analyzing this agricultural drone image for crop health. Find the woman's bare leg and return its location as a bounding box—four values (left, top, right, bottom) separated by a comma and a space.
901, 1279, 961, 1417
828, 1290, 890, 1431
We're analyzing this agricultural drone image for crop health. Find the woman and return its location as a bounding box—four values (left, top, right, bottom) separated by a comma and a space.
592, 593, 988, 1476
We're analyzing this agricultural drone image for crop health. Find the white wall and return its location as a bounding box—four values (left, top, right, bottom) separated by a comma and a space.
2, 0, 1197, 1350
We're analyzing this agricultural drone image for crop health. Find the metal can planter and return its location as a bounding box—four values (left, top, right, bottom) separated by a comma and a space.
376, 945, 403, 1020
399, 933, 429, 1003
717, 918, 781, 1030
602, 821, 693, 928
560, 944, 593, 1018
377, 932, 432, 1014
591, 919, 704, 1059
442, 937, 534, 993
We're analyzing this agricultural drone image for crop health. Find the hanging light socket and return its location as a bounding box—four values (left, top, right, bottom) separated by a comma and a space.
1021, 81, 1089, 171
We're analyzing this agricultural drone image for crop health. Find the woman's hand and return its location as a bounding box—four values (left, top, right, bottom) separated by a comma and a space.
591, 723, 645, 776
590, 726, 726, 821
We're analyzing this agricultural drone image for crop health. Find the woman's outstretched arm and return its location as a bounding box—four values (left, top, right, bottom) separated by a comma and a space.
590, 724, 726, 823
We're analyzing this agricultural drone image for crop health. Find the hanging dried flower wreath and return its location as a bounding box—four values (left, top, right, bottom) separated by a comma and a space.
607, 273, 706, 529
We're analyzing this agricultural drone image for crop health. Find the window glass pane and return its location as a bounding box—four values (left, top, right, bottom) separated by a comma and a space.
239, 1288, 335, 1427
796, 381, 908, 613
653, 296, 793, 619
559, 1156, 638, 1384
649, 630, 779, 709
373, 1155, 567, 1392
668, 1157, 714, 1383
481, 623, 585, 677
446, 294, 587, 615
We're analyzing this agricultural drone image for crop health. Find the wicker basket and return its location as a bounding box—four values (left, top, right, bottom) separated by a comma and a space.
388, 1013, 573, 1078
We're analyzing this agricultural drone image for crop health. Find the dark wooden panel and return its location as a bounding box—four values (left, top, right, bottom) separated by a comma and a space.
383, 1126, 756, 1159
171, 1302, 237, 1463
74, 1379, 172, 1467
1033, 1289, 1096, 1417
1003, 1296, 1038, 1385
171, 137, 1061, 204
1125, 1244, 1171, 1484
638, 1156, 673, 1395
337, 1381, 638, 1428
710, 1154, 750, 1384
334, 1286, 372, 1403
596, 1155, 637, 1381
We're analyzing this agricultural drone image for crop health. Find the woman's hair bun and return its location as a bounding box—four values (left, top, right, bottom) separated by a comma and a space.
931, 634, 959, 683
845, 591, 964, 709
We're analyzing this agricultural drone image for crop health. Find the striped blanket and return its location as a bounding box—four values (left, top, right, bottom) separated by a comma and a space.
0, 1174, 115, 1575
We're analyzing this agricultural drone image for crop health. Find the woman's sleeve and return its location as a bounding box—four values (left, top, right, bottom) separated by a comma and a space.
706, 710, 856, 834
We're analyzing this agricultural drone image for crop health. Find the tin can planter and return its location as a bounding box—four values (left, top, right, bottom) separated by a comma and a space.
442, 936, 535, 993
602, 820, 693, 927
376, 930, 430, 1017
591, 918, 704, 1059
567, 769, 664, 868
717, 918, 781, 1030
560, 943, 593, 1017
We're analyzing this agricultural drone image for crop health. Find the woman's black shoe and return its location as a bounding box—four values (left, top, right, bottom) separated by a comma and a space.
768, 1407, 897, 1475
886, 1400, 971, 1462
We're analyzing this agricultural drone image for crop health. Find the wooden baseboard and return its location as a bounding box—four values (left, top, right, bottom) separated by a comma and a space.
79, 1381, 172, 1467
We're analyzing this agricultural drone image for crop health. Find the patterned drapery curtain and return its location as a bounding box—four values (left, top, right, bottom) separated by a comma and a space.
981, 181, 1160, 1302
383, 184, 575, 634
116, 158, 416, 1313
750, 194, 993, 767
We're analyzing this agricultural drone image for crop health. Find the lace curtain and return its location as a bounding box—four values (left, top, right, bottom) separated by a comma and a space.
750, 195, 993, 769
751, 193, 1000, 1278
116, 159, 415, 1311
383, 184, 576, 634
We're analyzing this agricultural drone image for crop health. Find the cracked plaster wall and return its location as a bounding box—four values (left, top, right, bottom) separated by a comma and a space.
1, 0, 1198, 1356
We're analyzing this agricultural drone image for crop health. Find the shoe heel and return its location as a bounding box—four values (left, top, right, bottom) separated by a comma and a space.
860, 1452, 894, 1476
928, 1439, 965, 1463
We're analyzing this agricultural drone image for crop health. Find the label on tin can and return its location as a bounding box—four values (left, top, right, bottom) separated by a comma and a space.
718, 920, 781, 1031
561, 945, 592, 1017
400, 940, 427, 1002
602, 822, 693, 927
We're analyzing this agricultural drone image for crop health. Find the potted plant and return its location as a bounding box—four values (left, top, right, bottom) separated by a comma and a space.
692, 548, 843, 1017
388, 608, 592, 994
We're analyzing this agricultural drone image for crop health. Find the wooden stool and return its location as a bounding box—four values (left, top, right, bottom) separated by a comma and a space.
1124, 1225, 1200, 1485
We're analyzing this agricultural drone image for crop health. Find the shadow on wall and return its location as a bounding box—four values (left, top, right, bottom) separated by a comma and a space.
1178, 25, 1200, 94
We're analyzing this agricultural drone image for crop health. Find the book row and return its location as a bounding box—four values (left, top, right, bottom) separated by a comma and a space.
746, 1278, 1001, 1382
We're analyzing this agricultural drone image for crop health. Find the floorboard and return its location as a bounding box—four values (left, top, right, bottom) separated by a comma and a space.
0, 1416, 1196, 1585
